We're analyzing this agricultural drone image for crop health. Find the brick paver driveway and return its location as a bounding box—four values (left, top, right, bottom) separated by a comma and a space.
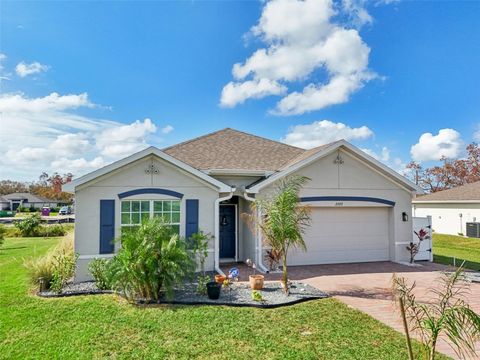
229, 261, 480, 359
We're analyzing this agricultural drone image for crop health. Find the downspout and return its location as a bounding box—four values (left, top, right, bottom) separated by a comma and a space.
244, 192, 269, 274
214, 188, 235, 276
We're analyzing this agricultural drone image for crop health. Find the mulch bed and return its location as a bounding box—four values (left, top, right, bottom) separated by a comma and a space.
38, 281, 329, 308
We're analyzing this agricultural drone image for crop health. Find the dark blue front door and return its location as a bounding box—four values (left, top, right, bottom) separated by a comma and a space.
219, 205, 236, 258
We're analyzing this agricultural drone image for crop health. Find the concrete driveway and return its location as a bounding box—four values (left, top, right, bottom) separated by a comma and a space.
225, 261, 480, 359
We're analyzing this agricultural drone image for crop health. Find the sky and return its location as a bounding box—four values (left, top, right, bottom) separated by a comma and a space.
1, 0, 479, 181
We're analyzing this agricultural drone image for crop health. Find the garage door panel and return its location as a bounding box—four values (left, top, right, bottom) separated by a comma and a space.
288, 207, 390, 265
297, 236, 389, 252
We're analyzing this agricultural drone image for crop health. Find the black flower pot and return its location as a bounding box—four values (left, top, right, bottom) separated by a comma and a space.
206, 281, 221, 300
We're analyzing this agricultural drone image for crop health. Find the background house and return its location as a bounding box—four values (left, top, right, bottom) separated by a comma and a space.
0, 192, 59, 211
413, 181, 480, 236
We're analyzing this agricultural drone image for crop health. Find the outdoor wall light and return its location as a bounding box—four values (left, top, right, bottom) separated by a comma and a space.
402, 212, 408, 222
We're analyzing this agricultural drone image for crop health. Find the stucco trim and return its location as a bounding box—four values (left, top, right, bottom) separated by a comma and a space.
118, 188, 184, 199
300, 196, 396, 207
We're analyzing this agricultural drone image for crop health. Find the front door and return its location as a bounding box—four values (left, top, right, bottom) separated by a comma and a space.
219, 205, 236, 258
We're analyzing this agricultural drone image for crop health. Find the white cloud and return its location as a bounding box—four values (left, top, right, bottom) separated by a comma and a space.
96, 118, 157, 158
0, 92, 172, 179
161, 125, 174, 134
15, 61, 49, 77
51, 157, 106, 174
0, 92, 93, 112
361, 146, 390, 162
220, 78, 287, 107
282, 120, 373, 148
220, 0, 376, 114
410, 129, 463, 162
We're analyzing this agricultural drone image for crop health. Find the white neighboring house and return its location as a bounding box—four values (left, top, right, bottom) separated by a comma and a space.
413, 181, 480, 236
63, 128, 423, 282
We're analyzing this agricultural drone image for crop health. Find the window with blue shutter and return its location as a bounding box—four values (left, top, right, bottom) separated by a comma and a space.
99, 199, 115, 254
185, 199, 199, 239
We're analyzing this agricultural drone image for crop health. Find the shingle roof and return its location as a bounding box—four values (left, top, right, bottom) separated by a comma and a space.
163, 128, 306, 171
414, 181, 480, 202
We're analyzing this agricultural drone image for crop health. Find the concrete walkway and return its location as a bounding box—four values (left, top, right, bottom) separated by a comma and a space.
223, 261, 480, 359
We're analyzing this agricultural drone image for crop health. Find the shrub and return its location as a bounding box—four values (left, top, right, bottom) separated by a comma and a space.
29, 205, 36, 212
24, 234, 77, 293
17, 206, 27, 213
0, 224, 6, 248
15, 213, 42, 237
39, 225, 67, 237
108, 217, 195, 302
88, 258, 111, 290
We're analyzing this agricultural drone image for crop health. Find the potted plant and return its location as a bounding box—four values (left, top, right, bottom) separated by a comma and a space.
246, 259, 264, 290
206, 281, 221, 300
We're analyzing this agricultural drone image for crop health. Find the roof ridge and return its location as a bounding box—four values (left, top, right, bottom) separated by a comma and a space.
224, 128, 305, 151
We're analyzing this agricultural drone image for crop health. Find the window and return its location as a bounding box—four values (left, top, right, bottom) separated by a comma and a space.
121, 200, 181, 234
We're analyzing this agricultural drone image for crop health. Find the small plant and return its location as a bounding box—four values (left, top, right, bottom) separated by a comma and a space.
189, 231, 212, 295
251, 290, 263, 302
15, 213, 42, 237
407, 228, 430, 263
196, 274, 210, 295
392, 267, 480, 360
88, 258, 111, 290
50, 252, 78, 293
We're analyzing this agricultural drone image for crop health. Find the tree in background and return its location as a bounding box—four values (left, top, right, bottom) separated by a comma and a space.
0, 180, 29, 195
407, 143, 480, 193
30, 172, 74, 202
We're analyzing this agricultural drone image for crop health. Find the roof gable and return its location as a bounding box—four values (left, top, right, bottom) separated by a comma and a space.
413, 181, 480, 202
163, 128, 304, 172
248, 140, 422, 193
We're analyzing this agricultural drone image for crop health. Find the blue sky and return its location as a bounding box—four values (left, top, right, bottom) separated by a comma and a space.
1, 0, 479, 180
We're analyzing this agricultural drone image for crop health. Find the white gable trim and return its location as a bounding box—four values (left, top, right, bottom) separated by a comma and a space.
247, 140, 423, 194
63, 146, 232, 193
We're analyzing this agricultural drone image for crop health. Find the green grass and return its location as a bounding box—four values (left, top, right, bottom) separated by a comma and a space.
0, 237, 449, 360
433, 233, 480, 271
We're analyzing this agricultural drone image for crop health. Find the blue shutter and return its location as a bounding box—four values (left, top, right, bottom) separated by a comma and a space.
99, 200, 115, 254
185, 199, 199, 239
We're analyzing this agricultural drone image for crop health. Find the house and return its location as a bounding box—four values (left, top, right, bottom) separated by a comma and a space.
413, 181, 480, 236
0, 193, 59, 211
63, 128, 422, 282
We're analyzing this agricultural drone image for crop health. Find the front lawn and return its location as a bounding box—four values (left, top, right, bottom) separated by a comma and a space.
433, 233, 480, 271
0, 236, 448, 360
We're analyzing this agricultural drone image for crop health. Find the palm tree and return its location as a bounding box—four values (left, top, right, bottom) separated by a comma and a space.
392, 268, 480, 360
244, 175, 311, 294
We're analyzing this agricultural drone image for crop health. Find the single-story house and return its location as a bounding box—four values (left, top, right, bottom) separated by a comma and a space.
64, 128, 422, 282
0, 193, 59, 211
413, 181, 480, 236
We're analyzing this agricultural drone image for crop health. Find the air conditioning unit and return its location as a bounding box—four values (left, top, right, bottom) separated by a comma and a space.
466, 222, 480, 238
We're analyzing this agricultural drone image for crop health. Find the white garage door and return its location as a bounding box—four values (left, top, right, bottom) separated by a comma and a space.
288, 207, 390, 265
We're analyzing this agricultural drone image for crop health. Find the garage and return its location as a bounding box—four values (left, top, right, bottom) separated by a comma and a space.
288, 207, 390, 265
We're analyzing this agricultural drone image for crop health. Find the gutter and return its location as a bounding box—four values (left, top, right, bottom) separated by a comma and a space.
214, 188, 236, 276
243, 192, 269, 274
